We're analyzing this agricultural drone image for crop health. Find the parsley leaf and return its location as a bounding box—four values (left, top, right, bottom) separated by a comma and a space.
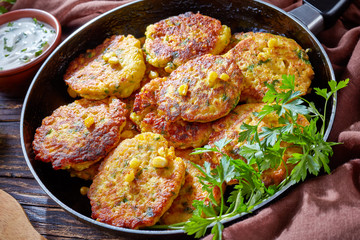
148, 75, 348, 240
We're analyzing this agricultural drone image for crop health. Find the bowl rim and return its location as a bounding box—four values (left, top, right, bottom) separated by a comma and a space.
0, 8, 62, 75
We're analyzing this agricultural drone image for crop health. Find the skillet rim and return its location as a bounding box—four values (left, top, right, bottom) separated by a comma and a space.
20, 0, 337, 237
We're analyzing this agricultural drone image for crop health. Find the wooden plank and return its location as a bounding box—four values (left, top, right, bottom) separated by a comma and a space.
24, 205, 128, 240
0, 158, 32, 178
0, 177, 54, 207
0, 157, 32, 178
0, 122, 33, 178
0, 94, 23, 122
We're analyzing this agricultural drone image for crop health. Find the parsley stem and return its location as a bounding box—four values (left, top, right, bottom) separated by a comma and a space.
219, 184, 225, 218
321, 98, 329, 136
300, 97, 326, 135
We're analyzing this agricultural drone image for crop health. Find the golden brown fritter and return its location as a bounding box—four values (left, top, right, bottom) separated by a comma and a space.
64, 35, 146, 100
33, 97, 127, 171
157, 54, 243, 123
130, 77, 213, 149
207, 103, 309, 186
160, 149, 223, 225
224, 32, 314, 103
144, 12, 231, 71
88, 132, 186, 229
140, 112, 212, 149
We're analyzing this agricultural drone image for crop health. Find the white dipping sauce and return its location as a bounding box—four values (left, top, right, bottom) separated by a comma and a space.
0, 17, 56, 71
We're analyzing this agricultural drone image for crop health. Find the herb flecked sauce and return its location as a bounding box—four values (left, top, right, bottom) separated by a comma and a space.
0, 17, 56, 71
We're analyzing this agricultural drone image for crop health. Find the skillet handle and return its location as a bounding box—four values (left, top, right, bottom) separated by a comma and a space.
289, 0, 352, 35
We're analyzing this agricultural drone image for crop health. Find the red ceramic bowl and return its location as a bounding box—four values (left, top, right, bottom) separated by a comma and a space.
0, 9, 61, 97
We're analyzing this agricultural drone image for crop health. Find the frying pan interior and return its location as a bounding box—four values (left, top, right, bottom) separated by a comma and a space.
21, 0, 335, 239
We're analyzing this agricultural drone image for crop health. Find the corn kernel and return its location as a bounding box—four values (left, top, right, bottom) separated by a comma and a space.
108, 56, 119, 65
130, 112, 141, 125
207, 71, 218, 87
84, 116, 95, 128
164, 66, 172, 73
124, 170, 135, 182
219, 73, 230, 81
164, 62, 175, 73
103, 54, 110, 62
67, 87, 78, 98
158, 147, 167, 157
121, 130, 134, 139
257, 52, 268, 61
178, 84, 189, 96
152, 156, 168, 168
279, 60, 286, 69
103, 51, 116, 61
208, 71, 218, 80
267, 38, 278, 48
148, 70, 159, 79
80, 186, 89, 196
129, 157, 141, 168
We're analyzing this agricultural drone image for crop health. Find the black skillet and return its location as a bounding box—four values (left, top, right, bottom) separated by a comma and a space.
20, 0, 351, 239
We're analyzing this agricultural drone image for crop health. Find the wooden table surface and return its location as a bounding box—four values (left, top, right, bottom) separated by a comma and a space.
0, 92, 129, 240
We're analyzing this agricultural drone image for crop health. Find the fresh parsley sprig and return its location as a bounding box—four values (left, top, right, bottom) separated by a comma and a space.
304, 78, 349, 135
150, 75, 348, 240
239, 75, 348, 184
183, 138, 236, 238
183, 137, 281, 239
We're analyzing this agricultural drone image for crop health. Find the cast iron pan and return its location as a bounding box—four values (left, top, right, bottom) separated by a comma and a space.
20, 0, 350, 239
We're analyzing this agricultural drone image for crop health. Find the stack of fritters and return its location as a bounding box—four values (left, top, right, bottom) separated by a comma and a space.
33, 11, 314, 228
